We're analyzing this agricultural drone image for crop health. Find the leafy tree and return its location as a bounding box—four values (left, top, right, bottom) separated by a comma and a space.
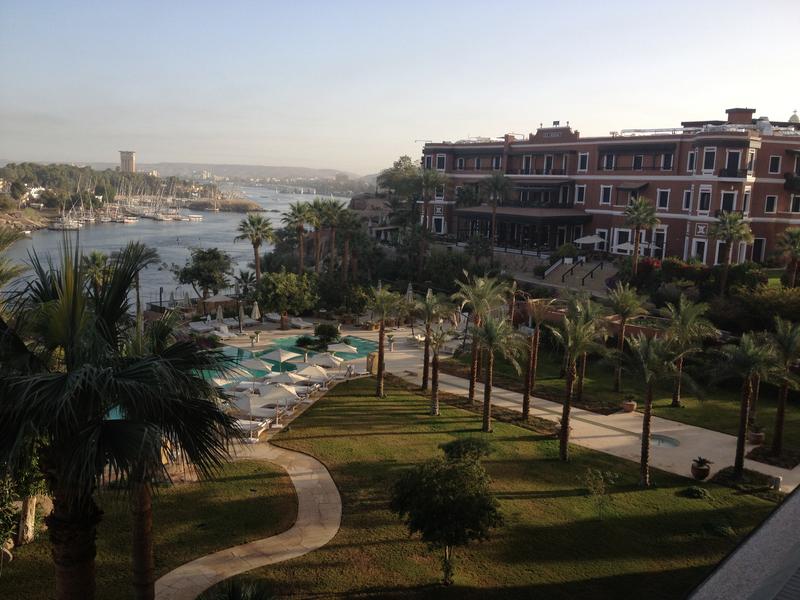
522, 299, 554, 420
390, 458, 502, 586
662, 296, 718, 407
464, 235, 491, 267
369, 287, 403, 397
174, 247, 233, 299
606, 282, 647, 393
624, 197, 660, 275
10, 180, 25, 201
282, 202, 311, 274
439, 438, 492, 463
769, 317, 800, 456
473, 315, 524, 433
776, 227, 800, 288
336, 209, 363, 283
709, 212, 753, 295
235, 214, 274, 284
258, 268, 318, 329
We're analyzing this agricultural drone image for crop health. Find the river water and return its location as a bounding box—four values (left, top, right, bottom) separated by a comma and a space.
5, 187, 348, 306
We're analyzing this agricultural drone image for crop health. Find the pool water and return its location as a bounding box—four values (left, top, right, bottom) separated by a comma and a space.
649, 434, 680, 448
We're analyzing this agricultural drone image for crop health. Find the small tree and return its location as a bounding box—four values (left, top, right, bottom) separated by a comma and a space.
417, 289, 449, 392
578, 468, 619, 520
369, 287, 403, 397
522, 299, 554, 420
390, 458, 502, 586
769, 317, 800, 456
606, 282, 646, 393
235, 213, 274, 284
709, 212, 753, 295
258, 269, 319, 329
428, 325, 451, 416
173, 247, 233, 299
623, 197, 660, 275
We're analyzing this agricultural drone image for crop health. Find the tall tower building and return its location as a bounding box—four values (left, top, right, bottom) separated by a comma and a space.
119, 150, 136, 173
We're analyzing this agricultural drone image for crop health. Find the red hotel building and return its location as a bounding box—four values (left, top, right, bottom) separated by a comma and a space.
421, 108, 800, 266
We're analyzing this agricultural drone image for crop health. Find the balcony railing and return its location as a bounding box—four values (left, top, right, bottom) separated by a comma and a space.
718, 168, 747, 178
513, 168, 567, 176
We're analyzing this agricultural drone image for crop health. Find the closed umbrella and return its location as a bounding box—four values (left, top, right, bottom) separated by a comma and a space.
184, 291, 191, 307
239, 302, 246, 331
261, 348, 301, 372
406, 282, 414, 303
168, 291, 175, 307
216, 305, 224, 323
251, 301, 261, 321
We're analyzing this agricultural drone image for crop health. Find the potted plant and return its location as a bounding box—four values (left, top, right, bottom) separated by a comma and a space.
748, 424, 766, 445
621, 394, 637, 413
691, 457, 713, 481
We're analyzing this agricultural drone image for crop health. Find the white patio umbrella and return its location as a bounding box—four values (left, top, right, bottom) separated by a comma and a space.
205, 293, 233, 304
261, 348, 301, 372
294, 364, 330, 381
251, 301, 261, 321
574, 234, 605, 245
613, 242, 636, 252
260, 383, 300, 427
308, 352, 343, 368
270, 371, 308, 385
232, 393, 272, 422
216, 305, 224, 323
239, 358, 273, 373
327, 342, 358, 355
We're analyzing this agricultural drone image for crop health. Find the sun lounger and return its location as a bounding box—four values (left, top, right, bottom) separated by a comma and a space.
290, 317, 314, 329
265, 312, 281, 323
236, 418, 271, 439
211, 330, 236, 340
188, 321, 214, 333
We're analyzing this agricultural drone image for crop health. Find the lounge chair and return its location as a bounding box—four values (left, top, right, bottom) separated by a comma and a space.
188, 321, 214, 333
264, 312, 281, 323
290, 317, 314, 329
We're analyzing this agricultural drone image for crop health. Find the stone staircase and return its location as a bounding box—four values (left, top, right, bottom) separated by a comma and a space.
542, 260, 617, 296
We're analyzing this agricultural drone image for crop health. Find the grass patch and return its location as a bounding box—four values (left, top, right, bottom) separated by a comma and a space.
204, 378, 777, 599
2, 460, 297, 600
709, 467, 784, 504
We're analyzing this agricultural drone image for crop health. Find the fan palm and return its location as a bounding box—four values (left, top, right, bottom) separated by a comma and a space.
370, 287, 403, 397
482, 173, 511, 264
565, 294, 606, 403
769, 317, 800, 456
417, 289, 449, 392
452, 274, 510, 404
428, 325, 451, 417
715, 333, 778, 479
776, 227, 800, 288
522, 298, 554, 420
282, 202, 310, 274
623, 197, 660, 275
81, 251, 109, 298
709, 211, 753, 295
234, 270, 256, 298
235, 214, 274, 284
661, 296, 718, 407
473, 315, 524, 433
606, 282, 647, 392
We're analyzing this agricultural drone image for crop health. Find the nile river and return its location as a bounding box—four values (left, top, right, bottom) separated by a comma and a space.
5, 187, 347, 306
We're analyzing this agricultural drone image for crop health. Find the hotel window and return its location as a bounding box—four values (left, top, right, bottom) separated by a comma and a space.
721, 191, 736, 212
602, 153, 615, 171
600, 185, 612, 205
682, 189, 692, 211
662, 152, 674, 170
595, 229, 608, 251
657, 189, 670, 210
544, 155, 554, 173
687, 151, 696, 173
578, 152, 589, 171
424, 155, 433, 169
743, 189, 751, 214
633, 155, 643, 170
747, 150, 756, 175
492, 156, 502, 171
769, 156, 782, 174
575, 185, 586, 204
474, 157, 481, 170
792, 196, 800, 213
702, 148, 716, 172
454, 186, 463, 198
435, 154, 446, 171
435, 184, 445, 200
765, 195, 777, 214
456, 157, 464, 171
522, 155, 532, 174
698, 189, 711, 212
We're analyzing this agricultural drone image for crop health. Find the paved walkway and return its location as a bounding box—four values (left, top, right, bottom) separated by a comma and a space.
349, 327, 800, 492
154, 442, 341, 600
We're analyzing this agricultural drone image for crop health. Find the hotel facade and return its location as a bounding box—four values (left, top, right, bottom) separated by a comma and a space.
421, 107, 800, 266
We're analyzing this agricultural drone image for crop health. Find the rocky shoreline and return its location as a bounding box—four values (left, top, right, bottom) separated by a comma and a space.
0, 209, 52, 231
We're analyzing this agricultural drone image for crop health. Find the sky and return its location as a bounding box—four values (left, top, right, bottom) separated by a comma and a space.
1, 0, 797, 176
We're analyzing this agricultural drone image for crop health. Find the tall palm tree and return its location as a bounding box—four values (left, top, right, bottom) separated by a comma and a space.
235, 213, 274, 284
336, 209, 363, 284
550, 313, 603, 461
0, 242, 239, 600
709, 211, 753, 295
623, 197, 660, 275
473, 315, 524, 433
418, 289, 448, 392
428, 325, 451, 417
716, 333, 778, 479
776, 227, 800, 288
452, 275, 510, 404
482, 173, 511, 264
662, 296, 718, 407
769, 317, 800, 456
370, 287, 402, 397
606, 282, 647, 392
566, 294, 606, 403
321, 200, 346, 273
308, 199, 325, 274
624, 335, 685, 487
282, 202, 310, 274
111, 242, 159, 338
522, 298, 554, 420
234, 269, 256, 298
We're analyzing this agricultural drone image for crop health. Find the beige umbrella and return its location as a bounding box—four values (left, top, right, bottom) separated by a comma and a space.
260, 383, 300, 426
270, 371, 308, 385
216, 305, 224, 323
251, 301, 261, 321
308, 352, 343, 368
205, 293, 233, 304
239, 358, 273, 373
262, 348, 301, 372
294, 364, 330, 382
327, 343, 358, 354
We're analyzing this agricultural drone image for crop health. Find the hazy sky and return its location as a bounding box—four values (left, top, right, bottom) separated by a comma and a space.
1, 0, 797, 175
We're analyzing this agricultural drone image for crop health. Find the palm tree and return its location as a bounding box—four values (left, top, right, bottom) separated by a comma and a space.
473, 316, 524, 433
769, 317, 800, 456
370, 287, 402, 397
566, 295, 606, 403
550, 313, 603, 461
776, 227, 800, 288
709, 211, 753, 295
623, 197, 660, 275
716, 333, 778, 479
452, 275, 510, 404
235, 213, 274, 284
81, 251, 109, 298
522, 298, 554, 420
429, 325, 451, 417
336, 209, 363, 284
662, 296, 718, 407
234, 270, 256, 298
308, 199, 325, 274
482, 173, 511, 264
282, 202, 310, 274
418, 289, 448, 392
0, 242, 239, 600
111, 242, 159, 338
321, 200, 346, 273
624, 335, 685, 487
606, 282, 647, 393
420, 169, 448, 232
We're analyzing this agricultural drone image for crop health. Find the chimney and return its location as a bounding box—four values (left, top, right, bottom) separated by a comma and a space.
725, 107, 756, 125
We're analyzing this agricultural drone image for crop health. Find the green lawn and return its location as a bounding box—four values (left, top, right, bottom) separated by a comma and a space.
440, 347, 800, 460
203, 378, 777, 599
3, 460, 297, 600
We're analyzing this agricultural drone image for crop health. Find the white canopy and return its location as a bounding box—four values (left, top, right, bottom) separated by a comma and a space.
251, 301, 261, 321
205, 294, 233, 304
270, 371, 308, 385
239, 358, 273, 373
261, 348, 301, 364
308, 352, 343, 368
294, 364, 330, 381
232, 393, 275, 419
260, 383, 300, 404
327, 343, 358, 354
574, 234, 605, 245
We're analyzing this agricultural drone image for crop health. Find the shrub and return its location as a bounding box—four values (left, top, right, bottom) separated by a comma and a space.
680, 486, 712, 500
702, 521, 735, 538
533, 265, 547, 277
578, 468, 619, 520
295, 335, 315, 348
440, 438, 492, 462
314, 323, 340, 345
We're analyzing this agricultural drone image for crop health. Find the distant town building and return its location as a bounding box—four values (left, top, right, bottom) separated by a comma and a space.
119, 150, 136, 173
421, 107, 800, 266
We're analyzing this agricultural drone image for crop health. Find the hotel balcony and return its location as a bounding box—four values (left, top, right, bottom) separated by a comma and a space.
718, 168, 748, 178
785, 173, 800, 192
513, 168, 567, 176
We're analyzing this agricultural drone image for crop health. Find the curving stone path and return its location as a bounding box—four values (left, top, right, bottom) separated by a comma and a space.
155, 443, 341, 600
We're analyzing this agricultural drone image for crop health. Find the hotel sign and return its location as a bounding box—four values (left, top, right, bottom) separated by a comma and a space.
695, 223, 708, 237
